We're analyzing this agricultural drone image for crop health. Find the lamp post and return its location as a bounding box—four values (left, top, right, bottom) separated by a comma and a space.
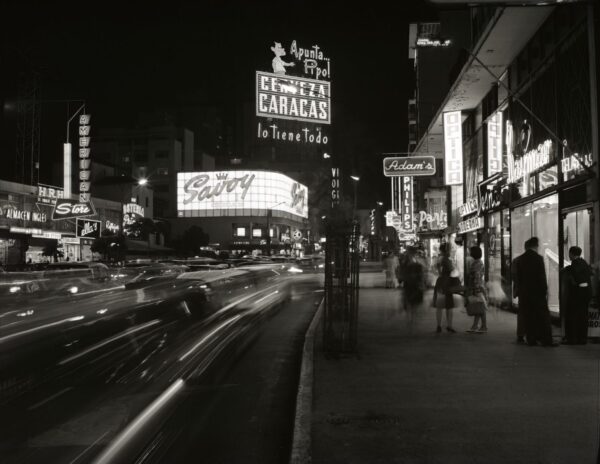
350, 175, 360, 218
266, 201, 286, 257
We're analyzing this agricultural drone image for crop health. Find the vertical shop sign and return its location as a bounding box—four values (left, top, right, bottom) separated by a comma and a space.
400, 177, 413, 231
487, 111, 503, 176
443, 111, 463, 185
331, 167, 340, 208
79, 114, 91, 202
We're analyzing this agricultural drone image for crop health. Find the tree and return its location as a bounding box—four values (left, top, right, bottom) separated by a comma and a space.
91, 230, 127, 262
42, 242, 64, 262
125, 217, 157, 240
172, 225, 209, 256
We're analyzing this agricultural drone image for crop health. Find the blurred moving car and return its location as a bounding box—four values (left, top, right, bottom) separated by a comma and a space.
124, 263, 190, 289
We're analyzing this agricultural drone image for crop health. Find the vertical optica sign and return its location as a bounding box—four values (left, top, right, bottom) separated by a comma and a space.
79, 114, 92, 202
443, 111, 463, 185
487, 111, 503, 176
400, 177, 413, 231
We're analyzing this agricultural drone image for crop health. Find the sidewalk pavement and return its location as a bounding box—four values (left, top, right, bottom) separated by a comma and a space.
310, 285, 600, 464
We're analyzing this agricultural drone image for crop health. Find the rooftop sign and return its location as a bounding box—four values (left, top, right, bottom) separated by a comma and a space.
256, 71, 331, 125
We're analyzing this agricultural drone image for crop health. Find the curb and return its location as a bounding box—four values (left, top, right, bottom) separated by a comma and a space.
289, 297, 324, 464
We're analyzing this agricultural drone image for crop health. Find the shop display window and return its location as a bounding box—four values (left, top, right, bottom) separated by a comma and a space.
533, 194, 559, 313
511, 195, 559, 313
563, 209, 591, 264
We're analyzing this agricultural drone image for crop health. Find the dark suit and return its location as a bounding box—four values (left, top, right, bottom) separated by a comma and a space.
562, 257, 592, 344
515, 249, 553, 345
511, 255, 526, 338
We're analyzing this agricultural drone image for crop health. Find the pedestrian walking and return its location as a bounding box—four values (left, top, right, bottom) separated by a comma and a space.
433, 243, 456, 333
561, 246, 592, 345
465, 246, 488, 333
383, 252, 399, 289
403, 248, 425, 330
512, 244, 527, 343
515, 237, 557, 347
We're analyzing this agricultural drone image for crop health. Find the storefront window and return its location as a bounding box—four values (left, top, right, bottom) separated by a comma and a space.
501, 209, 512, 301
511, 203, 532, 262
487, 212, 503, 304
563, 209, 591, 264
533, 194, 559, 314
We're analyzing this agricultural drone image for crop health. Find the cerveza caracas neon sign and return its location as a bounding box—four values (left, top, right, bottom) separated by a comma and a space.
183, 173, 256, 204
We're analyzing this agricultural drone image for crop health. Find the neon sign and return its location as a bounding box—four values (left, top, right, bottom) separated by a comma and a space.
443, 111, 463, 185
487, 111, 503, 176
79, 114, 92, 202
383, 156, 436, 177
508, 139, 553, 183
256, 71, 331, 124
177, 171, 308, 219
457, 216, 483, 234
562, 150, 593, 181
289, 41, 331, 80
417, 211, 447, 230
400, 177, 413, 231
256, 122, 328, 145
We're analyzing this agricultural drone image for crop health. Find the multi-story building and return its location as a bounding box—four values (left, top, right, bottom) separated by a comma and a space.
413, 3, 599, 321
407, 14, 470, 262
93, 125, 197, 219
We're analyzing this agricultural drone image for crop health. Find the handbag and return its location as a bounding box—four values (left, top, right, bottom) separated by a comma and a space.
448, 276, 465, 294
466, 294, 487, 316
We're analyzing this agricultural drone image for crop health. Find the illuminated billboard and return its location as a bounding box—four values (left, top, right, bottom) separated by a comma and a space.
177, 171, 308, 219
256, 71, 331, 125
443, 111, 463, 185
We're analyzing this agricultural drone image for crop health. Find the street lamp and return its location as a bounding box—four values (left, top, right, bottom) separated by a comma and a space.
266, 201, 286, 256
350, 175, 360, 217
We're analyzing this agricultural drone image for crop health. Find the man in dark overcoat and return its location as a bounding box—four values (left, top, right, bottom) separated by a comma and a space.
561, 246, 592, 345
515, 237, 556, 346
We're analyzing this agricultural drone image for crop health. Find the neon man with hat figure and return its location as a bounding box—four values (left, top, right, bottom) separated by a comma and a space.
271, 42, 295, 75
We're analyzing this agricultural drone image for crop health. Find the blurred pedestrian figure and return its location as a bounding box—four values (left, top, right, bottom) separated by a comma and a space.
465, 246, 488, 333
561, 246, 592, 345
512, 243, 527, 343
433, 243, 456, 333
383, 252, 399, 289
403, 248, 425, 329
515, 237, 556, 347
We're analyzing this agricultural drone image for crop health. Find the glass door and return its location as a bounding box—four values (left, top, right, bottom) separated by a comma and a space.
562, 208, 591, 266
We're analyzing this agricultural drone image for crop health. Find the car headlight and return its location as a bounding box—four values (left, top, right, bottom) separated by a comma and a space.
9, 286, 21, 293
288, 266, 303, 273
68, 286, 79, 294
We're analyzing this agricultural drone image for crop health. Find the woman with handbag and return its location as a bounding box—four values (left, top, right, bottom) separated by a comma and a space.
433, 243, 456, 333
465, 246, 488, 333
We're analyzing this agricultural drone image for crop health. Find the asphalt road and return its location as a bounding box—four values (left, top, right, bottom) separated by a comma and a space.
140, 279, 322, 464
0, 276, 321, 464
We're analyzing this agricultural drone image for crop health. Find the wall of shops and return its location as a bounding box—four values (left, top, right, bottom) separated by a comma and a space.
452, 4, 599, 322
0, 180, 122, 266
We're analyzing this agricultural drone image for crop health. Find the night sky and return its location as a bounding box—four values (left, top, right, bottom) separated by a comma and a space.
2, 0, 438, 206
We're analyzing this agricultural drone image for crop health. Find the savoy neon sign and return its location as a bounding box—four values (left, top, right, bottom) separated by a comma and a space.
183, 173, 256, 204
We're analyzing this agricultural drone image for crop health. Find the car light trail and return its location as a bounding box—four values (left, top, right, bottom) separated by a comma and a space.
92, 378, 185, 464
57, 319, 162, 366
178, 315, 242, 362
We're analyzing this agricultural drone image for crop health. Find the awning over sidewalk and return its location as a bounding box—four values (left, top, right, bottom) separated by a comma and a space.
413, 6, 554, 156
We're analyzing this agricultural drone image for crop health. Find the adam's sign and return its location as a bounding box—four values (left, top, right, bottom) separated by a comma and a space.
52, 198, 96, 220
383, 156, 436, 177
